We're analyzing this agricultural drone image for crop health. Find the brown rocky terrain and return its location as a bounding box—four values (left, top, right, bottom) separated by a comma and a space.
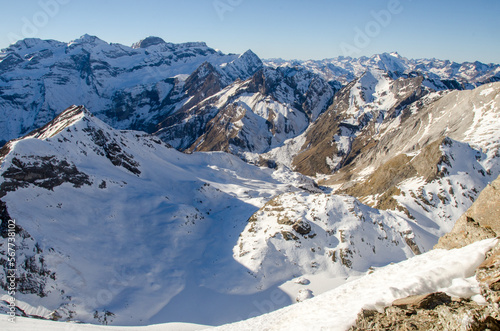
324, 82, 499, 190
292, 74, 429, 176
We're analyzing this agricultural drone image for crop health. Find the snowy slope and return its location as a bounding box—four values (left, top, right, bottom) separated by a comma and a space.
226, 83, 500, 306
0, 105, 318, 326
234, 192, 423, 290
332, 82, 500, 240
1, 239, 496, 331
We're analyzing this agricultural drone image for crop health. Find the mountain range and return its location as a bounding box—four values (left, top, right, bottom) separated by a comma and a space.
0, 35, 499, 329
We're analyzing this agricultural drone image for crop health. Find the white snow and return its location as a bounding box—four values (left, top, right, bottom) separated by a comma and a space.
211, 238, 498, 331
1, 238, 496, 331
264, 53, 500, 87
0, 35, 257, 142
480, 87, 495, 96
0, 108, 304, 326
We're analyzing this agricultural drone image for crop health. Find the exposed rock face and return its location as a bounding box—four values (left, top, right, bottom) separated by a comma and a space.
435, 175, 500, 249
292, 219, 311, 235
477, 246, 500, 312
0, 36, 261, 142
292, 72, 431, 176
131, 36, 167, 49
392, 292, 452, 310
0, 156, 92, 197
342, 137, 453, 211
157, 66, 336, 156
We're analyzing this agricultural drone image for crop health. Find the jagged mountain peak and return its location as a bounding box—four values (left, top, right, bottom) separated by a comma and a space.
238, 49, 260, 61
0, 105, 88, 158
369, 52, 409, 73
265, 52, 500, 87
219, 49, 263, 84
187, 61, 219, 79
389, 51, 403, 58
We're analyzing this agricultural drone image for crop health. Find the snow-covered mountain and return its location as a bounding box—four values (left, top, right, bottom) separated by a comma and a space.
290, 69, 432, 175
2, 37, 499, 156
224, 81, 500, 297
0, 105, 323, 326
0, 35, 262, 144
266, 52, 500, 88
155, 66, 337, 158
2, 238, 497, 330
1, 81, 498, 326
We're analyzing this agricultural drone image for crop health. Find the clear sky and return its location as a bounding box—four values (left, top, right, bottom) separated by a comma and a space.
0, 0, 499, 63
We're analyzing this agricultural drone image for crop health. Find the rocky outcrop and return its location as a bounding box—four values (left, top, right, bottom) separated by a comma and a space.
350, 295, 500, 331
0, 156, 92, 197
351, 244, 500, 330
476, 245, 500, 313
0, 201, 57, 298
131, 36, 167, 49
435, 175, 500, 249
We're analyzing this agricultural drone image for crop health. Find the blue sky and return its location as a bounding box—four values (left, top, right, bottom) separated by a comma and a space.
0, 0, 499, 63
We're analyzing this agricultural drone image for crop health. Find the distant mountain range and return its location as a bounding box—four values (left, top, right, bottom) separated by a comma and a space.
265, 52, 500, 86
0, 35, 499, 327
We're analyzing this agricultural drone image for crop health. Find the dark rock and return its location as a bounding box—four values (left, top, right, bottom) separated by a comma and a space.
350, 298, 500, 331
85, 128, 141, 175
0, 156, 92, 197
392, 292, 451, 310
292, 220, 312, 235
